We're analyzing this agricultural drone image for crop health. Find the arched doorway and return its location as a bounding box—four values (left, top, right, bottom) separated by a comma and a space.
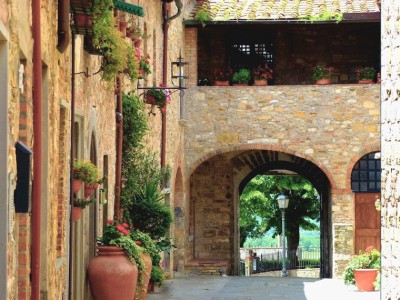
189, 149, 332, 278
351, 152, 381, 252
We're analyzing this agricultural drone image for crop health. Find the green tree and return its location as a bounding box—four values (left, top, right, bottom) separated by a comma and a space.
239, 175, 320, 251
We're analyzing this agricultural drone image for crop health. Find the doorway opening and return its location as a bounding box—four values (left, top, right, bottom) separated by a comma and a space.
239, 174, 320, 278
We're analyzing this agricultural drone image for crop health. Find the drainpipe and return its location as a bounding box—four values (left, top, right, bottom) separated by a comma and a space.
114, 76, 122, 220
57, 0, 70, 53
161, 2, 170, 169
31, 0, 42, 298
68, 34, 76, 300
161, 0, 182, 169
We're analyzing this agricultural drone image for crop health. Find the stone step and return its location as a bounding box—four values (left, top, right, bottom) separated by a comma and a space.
185, 259, 230, 276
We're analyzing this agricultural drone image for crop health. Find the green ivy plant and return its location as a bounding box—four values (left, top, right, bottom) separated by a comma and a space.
92, 0, 138, 83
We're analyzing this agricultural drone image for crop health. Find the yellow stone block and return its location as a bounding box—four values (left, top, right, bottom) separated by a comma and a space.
294, 111, 306, 118
217, 133, 239, 143
363, 101, 375, 108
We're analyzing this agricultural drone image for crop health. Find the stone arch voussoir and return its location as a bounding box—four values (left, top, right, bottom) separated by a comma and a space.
188, 143, 337, 189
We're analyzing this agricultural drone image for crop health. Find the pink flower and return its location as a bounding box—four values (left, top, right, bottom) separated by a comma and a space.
116, 225, 125, 233
107, 220, 113, 225
122, 222, 129, 229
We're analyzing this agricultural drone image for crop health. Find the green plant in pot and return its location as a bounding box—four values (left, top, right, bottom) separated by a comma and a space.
73, 160, 99, 184
312, 65, 335, 84
356, 66, 375, 82
232, 69, 251, 85
344, 246, 380, 291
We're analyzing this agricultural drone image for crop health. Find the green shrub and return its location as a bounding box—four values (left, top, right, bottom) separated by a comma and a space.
232, 69, 251, 84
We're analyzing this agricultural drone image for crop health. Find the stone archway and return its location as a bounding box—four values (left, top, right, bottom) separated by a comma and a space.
189, 149, 332, 277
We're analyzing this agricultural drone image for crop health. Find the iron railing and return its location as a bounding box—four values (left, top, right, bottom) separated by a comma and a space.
242, 247, 321, 273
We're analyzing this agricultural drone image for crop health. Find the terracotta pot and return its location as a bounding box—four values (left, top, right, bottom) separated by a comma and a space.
353, 269, 378, 291
84, 183, 99, 199
72, 178, 83, 194
72, 206, 82, 222
232, 83, 249, 86
135, 252, 152, 300
315, 78, 331, 85
214, 80, 230, 86
253, 79, 268, 86
358, 79, 374, 84
74, 13, 92, 26
119, 21, 128, 35
88, 246, 139, 300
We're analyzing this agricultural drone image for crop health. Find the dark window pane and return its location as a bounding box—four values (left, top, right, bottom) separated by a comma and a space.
369, 182, 376, 190
352, 182, 359, 191
352, 171, 359, 180
360, 161, 367, 169
369, 171, 376, 180
377, 182, 381, 190
360, 171, 367, 180
377, 172, 381, 181
360, 182, 368, 191
369, 161, 376, 169
377, 160, 381, 169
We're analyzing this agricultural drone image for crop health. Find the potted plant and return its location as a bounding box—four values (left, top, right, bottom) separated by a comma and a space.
72, 160, 99, 193
356, 66, 376, 84
72, 196, 94, 221
144, 88, 171, 110
232, 69, 251, 86
252, 63, 273, 86
344, 246, 380, 291
312, 65, 335, 85
88, 220, 145, 300
212, 68, 233, 86
138, 53, 151, 79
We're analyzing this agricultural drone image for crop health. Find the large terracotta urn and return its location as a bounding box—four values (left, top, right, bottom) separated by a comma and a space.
353, 269, 378, 291
88, 246, 138, 300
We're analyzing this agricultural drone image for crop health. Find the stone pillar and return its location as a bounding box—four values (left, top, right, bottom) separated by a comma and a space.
244, 249, 253, 276
184, 27, 198, 87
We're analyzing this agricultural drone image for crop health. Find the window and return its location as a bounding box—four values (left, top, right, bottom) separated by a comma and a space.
230, 37, 274, 71
351, 152, 381, 192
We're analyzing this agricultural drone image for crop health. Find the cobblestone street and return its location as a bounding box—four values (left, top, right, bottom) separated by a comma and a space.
148, 276, 380, 300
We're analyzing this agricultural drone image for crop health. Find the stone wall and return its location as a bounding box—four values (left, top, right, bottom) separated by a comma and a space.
184, 84, 380, 277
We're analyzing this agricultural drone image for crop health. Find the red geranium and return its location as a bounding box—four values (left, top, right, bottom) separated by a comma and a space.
252, 64, 273, 80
